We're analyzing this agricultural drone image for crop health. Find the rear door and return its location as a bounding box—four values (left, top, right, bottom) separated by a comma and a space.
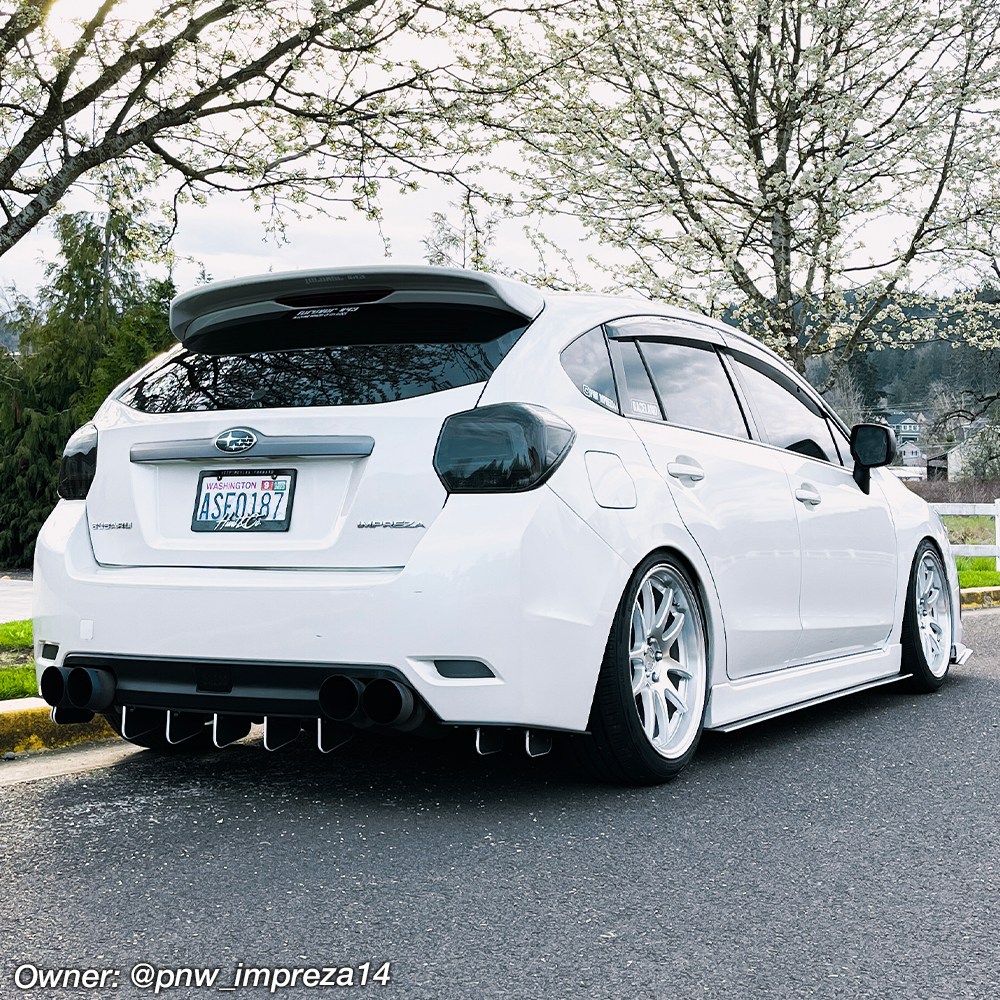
606, 320, 804, 678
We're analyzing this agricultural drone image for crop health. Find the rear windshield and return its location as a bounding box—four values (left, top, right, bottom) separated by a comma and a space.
120, 312, 527, 413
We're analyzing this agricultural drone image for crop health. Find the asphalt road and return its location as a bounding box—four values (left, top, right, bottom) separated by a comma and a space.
3, 613, 1000, 1000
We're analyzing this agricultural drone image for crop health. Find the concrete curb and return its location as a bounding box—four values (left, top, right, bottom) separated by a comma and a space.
0, 697, 115, 755
961, 587, 1000, 611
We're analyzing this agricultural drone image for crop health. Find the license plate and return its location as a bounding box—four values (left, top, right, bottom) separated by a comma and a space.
191, 469, 296, 532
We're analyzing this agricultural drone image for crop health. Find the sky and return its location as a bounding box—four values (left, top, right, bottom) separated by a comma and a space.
0, 0, 620, 302
0, 0, 956, 307
0, 175, 612, 301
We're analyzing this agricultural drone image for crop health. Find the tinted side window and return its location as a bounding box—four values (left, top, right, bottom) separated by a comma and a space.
733, 355, 838, 463
612, 340, 662, 420
639, 340, 749, 439
828, 420, 852, 467
560, 327, 619, 413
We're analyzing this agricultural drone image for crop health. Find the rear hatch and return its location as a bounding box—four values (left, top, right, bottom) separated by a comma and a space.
86, 267, 543, 569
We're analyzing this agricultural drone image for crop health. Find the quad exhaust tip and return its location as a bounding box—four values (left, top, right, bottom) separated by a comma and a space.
40, 665, 115, 712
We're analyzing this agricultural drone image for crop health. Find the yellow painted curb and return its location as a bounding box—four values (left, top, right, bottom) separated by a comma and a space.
0, 705, 115, 754
961, 587, 1000, 611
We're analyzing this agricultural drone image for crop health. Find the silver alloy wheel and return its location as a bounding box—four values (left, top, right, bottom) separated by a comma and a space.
916, 550, 952, 678
628, 564, 707, 760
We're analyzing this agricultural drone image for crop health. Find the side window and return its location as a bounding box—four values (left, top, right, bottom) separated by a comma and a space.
733, 354, 838, 464
560, 327, 619, 413
638, 340, 749, 439
828, 420, 852, 467
612, 340, 662, 421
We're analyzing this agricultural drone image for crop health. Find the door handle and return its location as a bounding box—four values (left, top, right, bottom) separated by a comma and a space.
667, 462, 705, 482
794, 487, 822, 506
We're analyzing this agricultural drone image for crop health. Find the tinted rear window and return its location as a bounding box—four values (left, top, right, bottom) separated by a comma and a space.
120, 326, 526, 413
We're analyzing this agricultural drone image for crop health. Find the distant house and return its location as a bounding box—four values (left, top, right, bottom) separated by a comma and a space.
897, 441, 924, 467
885, 412, 923, 443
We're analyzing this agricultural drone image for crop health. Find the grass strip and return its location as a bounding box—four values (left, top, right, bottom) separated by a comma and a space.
956, 555, 1000, 589
0, 619, 31, 650
0, 665, 37, 701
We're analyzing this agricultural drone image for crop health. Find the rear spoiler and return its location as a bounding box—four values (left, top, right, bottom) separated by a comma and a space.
169, 265, 546, 346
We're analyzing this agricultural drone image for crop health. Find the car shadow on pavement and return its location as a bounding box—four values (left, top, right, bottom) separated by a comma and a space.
76, 669, 981, 809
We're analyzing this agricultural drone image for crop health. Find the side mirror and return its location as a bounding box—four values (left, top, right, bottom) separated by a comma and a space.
849, 423, 897, 494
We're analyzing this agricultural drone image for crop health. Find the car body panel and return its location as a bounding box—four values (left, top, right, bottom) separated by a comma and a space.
34, 268, 965, 747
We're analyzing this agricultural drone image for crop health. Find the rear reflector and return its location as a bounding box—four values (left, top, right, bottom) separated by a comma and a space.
434, 660, 495, 679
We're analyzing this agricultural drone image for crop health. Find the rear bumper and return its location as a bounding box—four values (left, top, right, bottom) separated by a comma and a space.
34, 490, 628, 733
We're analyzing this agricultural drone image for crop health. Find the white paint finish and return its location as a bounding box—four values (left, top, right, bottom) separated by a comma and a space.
584, 451, 637, 508
777, 451, 898, 660
79, 619, 94, 640
705, 645, 902, 729
33, 277, 965, 741
86, 383, 482, 569
169, 265, 546, 341
632, 421, 803, 677
35, 488, 626, 732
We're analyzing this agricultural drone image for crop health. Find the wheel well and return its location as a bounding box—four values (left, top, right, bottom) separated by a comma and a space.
914, 535, 945, 567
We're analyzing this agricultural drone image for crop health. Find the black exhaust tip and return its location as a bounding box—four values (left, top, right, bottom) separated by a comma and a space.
40, 665, 72, 707
362, 679, 416, 727
66, 667, 116, 712
319, 675, 367, 723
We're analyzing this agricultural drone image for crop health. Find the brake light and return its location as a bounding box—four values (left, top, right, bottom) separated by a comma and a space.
433, 403, 575, 493
57, 423, 98, 500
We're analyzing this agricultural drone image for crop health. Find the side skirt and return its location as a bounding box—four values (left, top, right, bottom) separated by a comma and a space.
705, 644, 903, 732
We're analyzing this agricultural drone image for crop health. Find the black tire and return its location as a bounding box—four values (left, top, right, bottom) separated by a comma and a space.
571, 553, 709, 785
102, 706, 218, 753
900, 540, 953, 693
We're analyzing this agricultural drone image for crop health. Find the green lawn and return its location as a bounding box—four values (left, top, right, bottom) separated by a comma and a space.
0, 619, 36, 701
942, 515, 996, 546
0, 619, 31, 650
941, 519, 1000, 587
955, 556, 1000, 589
0, 663, 37, 700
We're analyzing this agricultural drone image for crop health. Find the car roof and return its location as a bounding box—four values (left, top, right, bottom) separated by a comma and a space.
170, 264, 785, 372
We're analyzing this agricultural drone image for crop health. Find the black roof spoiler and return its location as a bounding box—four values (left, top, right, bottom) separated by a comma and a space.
169, 265, 545, 345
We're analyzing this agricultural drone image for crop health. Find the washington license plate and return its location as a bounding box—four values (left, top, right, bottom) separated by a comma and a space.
191, 469, 296, 532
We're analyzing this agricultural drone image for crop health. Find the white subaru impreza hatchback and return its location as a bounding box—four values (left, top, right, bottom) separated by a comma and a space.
34, 265, 969, 783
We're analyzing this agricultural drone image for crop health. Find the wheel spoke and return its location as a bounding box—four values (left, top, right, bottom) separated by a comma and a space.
631, 604, 645, 648
640, 580, 656, 636
660, 611, 685, 650
652, 688, 671, 741
631, 664, 645, 696
661, 679, 688, 714
653, 587, 674, 634
663, 658, 693, 680
639, 688, 656, 739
